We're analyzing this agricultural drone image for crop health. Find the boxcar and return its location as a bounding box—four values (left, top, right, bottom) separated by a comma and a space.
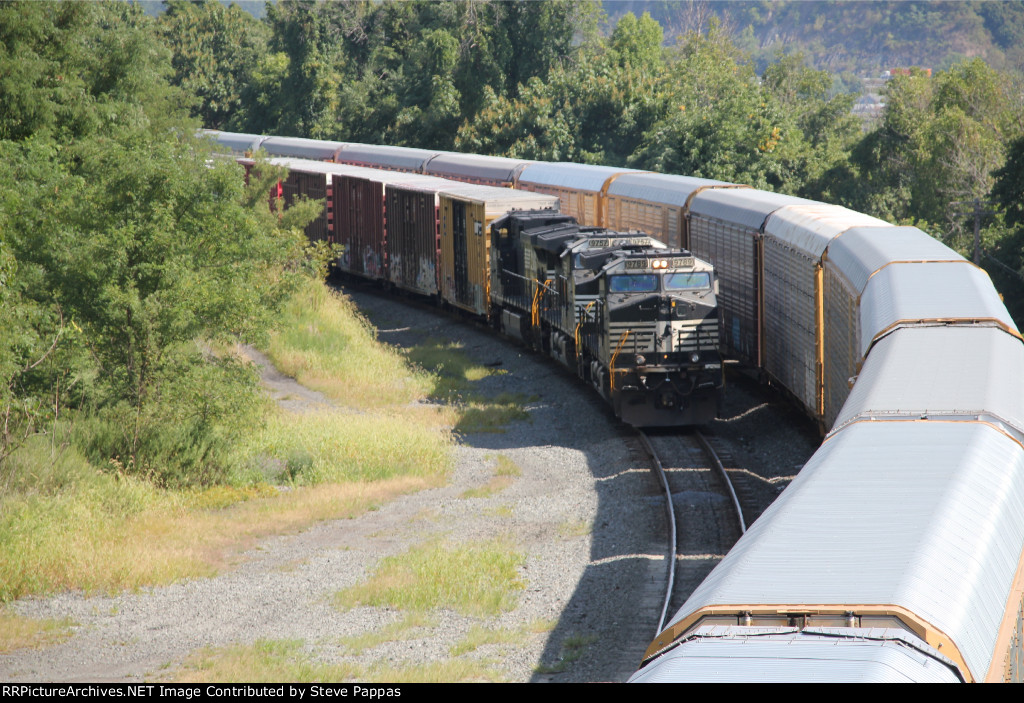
516, 162, 640, 227
438, 186, 559, 317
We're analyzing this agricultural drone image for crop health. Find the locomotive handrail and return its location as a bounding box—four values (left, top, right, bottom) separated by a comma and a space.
575, 300, 599, 351
610, 329, 632, 392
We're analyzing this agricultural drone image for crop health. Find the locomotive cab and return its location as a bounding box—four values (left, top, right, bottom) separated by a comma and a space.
594, 250, 724, 426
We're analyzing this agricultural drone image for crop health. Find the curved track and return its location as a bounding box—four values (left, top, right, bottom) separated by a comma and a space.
638, 429, 748, 636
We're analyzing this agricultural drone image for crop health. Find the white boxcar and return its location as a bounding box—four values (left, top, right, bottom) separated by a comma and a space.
517, 162, 639, 227
821, 226, 968, 428
424, 152, 534, 187
831, 326, 1024, 442
761, 205, 889, 422
201, 129, 267, 156
688, 188, 815, 366
639, 420, 1024, 683
336, 143, 446, 173
260, 136, 347, 161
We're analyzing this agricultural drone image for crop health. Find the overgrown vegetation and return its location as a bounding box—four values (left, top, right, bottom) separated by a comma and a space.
0, 1, 463, 612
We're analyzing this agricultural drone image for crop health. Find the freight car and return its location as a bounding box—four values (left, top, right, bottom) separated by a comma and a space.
204, 130, 1024, 681
242, 154, 722, 426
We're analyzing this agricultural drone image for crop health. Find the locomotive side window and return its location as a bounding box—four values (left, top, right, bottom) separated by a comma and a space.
609, 274, 659, 293
664, 272, 711, 291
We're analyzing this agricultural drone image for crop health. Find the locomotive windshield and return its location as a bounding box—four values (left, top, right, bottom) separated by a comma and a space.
609, 272, 711, 293
664, 272, 711, 291
608, 274, 659, 293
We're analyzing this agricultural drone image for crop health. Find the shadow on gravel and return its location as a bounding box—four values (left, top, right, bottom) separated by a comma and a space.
344, 283, 819, 684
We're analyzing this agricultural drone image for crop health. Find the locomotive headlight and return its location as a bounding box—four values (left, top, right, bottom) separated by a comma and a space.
635, 354, 646, 366
690, 352, 700, 363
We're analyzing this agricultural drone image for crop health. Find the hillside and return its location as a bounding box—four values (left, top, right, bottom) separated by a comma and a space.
604, 0, 1024, 75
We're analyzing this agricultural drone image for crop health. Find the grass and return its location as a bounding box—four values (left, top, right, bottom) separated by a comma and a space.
450, 624, 528, 656
454, 393, 533, 434
171, 639, 360, 683
494, 455, 522, 477
339, 612, 437, 654
265, 279, 434, 409
0, 439, 438, 601
249, 407, 452, 485
0, 278, 455, 602
334, 539, 525, 616
534, 632, 599, 674
460, 454, 522, 499
484, 504, 514, 518
405, 338, 533, 433
365, 659, 507, 683
171, 638, 507, 683
0, 610, 75, 654
558, 519, 593, 539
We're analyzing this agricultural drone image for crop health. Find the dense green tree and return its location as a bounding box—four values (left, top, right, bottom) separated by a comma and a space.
762, 52, 861, 200
609, 11, 664, 72
842, 59, 1021, 225
226, 0, 602, 149
0, 1, 314, 483
629, 22, 809, 192
158, 0, 268, 130
236, 0, 347, 138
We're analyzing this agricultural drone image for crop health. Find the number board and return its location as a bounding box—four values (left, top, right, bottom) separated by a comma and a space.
672, 257, 695, 268
624, 259, 648, 270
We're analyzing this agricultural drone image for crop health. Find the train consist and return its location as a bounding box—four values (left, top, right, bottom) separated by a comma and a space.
235, 151, 725, 427
205, 130, 1024, 682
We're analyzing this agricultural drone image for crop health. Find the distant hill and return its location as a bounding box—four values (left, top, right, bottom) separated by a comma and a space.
603, 0, 1024, 76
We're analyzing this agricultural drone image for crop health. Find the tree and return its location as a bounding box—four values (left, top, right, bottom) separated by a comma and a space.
843, 59, 1021, 224
158, 0, 268, 129
610, 11, 664, 73
0, 1, 314, 484
629, 21, 809, 192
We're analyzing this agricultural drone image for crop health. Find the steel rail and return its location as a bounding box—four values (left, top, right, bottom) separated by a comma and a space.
695, 430, 747, 537
641, 429, 748, 638
637, 429, 677, 636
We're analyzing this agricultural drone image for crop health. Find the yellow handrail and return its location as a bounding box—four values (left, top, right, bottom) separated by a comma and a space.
574, 300, 598, 350
531, 280, 544, 329
609, 330, 631, 392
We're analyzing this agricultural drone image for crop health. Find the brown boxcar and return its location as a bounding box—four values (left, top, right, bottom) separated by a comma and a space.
282, 170, 330, 243
386, 182, 445, 297
334, 171, 455, 281
335, 174, 388, 279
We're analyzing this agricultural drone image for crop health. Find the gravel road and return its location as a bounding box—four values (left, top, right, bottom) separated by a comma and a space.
1, 286, 819, 683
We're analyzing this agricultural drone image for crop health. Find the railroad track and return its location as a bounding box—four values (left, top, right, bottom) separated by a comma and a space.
638, 429, 750, 636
